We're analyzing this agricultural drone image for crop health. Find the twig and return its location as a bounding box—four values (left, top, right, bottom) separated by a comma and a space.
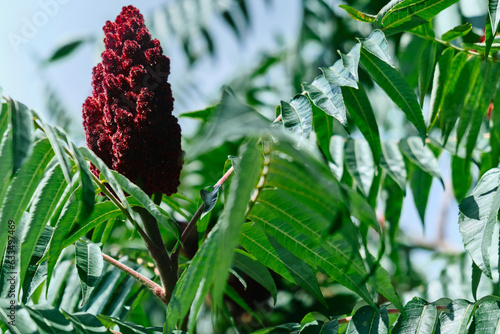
90, 173, 155, 248
102, 252, 166, 301
180, 202, 205, 245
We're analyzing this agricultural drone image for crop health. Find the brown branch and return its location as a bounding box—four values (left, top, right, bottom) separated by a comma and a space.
102, 252, 165, 302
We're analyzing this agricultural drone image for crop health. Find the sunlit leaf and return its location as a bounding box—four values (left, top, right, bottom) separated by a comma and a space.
438, 299, 473, 333
399, 137, 442, 184
458, 168, 500, 279
303, 75, 348, 129
346, 306, 389, 333
380, 140, 407, 191
281, 94, 313, 138
345, 138, 375, 196
392, 298, 438, 333
441, 23, 472, 41
75, 241, 103, 306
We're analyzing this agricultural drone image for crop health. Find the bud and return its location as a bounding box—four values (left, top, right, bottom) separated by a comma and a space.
83, 5, 182, 196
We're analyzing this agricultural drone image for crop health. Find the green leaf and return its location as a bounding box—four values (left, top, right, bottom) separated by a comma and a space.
63, 201, 121, 248
233, 249, 277, 303
380, 140, 407, 190
10, 99, 34, 173
37, 120, 72, 186
346, 306, 389, 333
47, 186, 81, 288
211, 140, 264, 309
281, 94, 313, 138
312, 102, 335, 160
329, 136, 345, 180
341, 43, 361, 81
47, 39, 86, 63
0, 138, 54, 266
20, 164, 66, 291
80, 147, 134, 218
166, 223, 221, 332
0, 299, 37, 334
303, 75, 348, 129
438, 299, 473, 333
97, 314, 155, 334
461, 42, 500, 52
472, 261, 482, 301
179, 104, 216, 122
321, 58, 359, 89
342, 186, 381, 234
360, 30, 393, 66
249, 189, 378, 307
240, 223, 327, 306
0, 127, 14, 203
24, 304, 74, 334
392, 298, 438, 333
0, 101, 8, 137
451, 156, 471, 202
418, 41, 437, 106
489, 0, 500, 36
409, 162, 433, 225
399, 137, 442, 184
441, 56, 480, 145
22, 225, 52, 303
360, 31, 426, 140
383, 175, 404, 254
75, 241, 103, 306
200, 185, 220, 218
111, 171, 179, 241
466, 62, 500, 163
458, 168, 500, 279
342, 86, 381, 164
428, 47, 454, 130
345, 138, 375, 196
301, 320, 339, 333
485, 10, 497, 58
68, 141, 95, 222
441, 23, 472, 41
0, 212, 26, 297
339, 5, 376, 23
61, 311, 108, 334
455, 62, 484, 149
472, 299, 500, 332
377, 0, 460, 35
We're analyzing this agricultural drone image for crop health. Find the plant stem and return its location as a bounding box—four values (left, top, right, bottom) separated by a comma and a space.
102, 252, 166, 302
90, 173, 155, 248
136, 207, 178, 304
180, 202, 205, 245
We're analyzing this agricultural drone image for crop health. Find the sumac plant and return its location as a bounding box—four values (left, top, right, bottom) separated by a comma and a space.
1, 0, 500, 333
